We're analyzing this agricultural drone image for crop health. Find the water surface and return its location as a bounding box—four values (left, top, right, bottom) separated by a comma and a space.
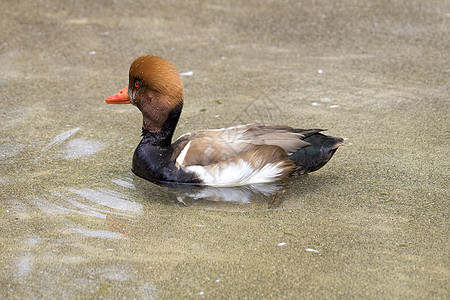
0, 0, 448, 298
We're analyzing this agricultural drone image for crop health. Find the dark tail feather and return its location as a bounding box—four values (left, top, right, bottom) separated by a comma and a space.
289, 131, 343, 175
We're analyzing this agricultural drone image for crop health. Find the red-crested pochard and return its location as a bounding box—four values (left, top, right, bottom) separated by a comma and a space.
105, 55, 343, 186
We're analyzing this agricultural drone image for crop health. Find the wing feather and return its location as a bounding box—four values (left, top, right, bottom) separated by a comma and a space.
172, 124, 313, 166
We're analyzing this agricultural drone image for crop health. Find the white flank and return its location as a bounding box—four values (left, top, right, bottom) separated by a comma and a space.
176, 141, 191, 166
185, 159, 285, 186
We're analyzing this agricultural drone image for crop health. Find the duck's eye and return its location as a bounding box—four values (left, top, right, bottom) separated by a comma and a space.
134, 81, 140, 88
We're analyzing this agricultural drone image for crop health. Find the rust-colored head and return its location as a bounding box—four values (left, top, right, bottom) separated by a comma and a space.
128, 55, 183, 107
105, 55, 184, 132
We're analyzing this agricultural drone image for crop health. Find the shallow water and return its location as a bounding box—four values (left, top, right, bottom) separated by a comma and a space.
1, 0, 449, 298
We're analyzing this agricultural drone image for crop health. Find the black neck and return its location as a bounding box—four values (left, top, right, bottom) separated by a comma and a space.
141, 102, 183, 148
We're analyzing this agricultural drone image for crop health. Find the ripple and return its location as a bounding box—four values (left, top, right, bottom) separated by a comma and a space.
15, 253, 33, 278
62, 138, 106, 159
111, 178, 136, 189
64, 227, 125, 239
42, 128, 80, 152
0, 142, 24, 159
95, 267, 133, 281
67, 188, 143, 212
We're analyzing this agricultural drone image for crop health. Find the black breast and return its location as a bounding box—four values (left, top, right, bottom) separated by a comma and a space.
131, 134, 201, 185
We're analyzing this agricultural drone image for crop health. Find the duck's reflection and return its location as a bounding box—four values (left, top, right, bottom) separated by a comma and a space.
132, 176, 289, 209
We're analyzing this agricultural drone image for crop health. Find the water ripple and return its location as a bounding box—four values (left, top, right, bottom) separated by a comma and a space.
63, 227, 125, 239
66, 188, 143, 212
41, 127, 80, 151
62, 138, 106, 159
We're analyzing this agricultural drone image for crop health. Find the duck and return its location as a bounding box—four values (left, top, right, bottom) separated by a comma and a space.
105, 55, 343, 187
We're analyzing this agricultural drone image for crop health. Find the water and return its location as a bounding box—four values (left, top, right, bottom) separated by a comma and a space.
1, 0, 448, 298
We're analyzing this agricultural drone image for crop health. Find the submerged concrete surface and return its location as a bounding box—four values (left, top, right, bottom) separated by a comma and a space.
0, 0, 448, 298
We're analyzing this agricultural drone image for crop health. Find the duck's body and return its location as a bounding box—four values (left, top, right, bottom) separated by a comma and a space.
105, 56, 342, 187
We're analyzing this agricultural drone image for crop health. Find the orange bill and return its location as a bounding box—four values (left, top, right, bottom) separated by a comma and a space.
105, 86, 130, 104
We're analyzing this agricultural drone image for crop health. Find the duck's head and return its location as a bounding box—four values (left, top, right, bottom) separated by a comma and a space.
105, 55, 184, 132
